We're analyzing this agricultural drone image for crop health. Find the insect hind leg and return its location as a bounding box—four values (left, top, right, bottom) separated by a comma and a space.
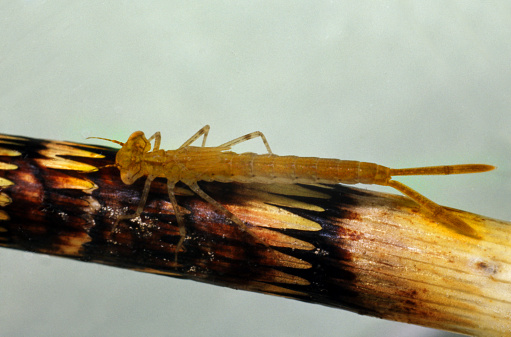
386, 180, 479, 238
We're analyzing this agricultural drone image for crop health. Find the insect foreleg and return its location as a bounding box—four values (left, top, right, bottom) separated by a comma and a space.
179, 125, 211, 148
115, 175, 156, 226
219, 131, 273, 154
166, 181, 187, 263
185, 181, 269, 247
386, 179, 479, 238
146, 132, 161, 151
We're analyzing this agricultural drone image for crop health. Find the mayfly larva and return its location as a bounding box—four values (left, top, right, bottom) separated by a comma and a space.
89, 125, 495, 260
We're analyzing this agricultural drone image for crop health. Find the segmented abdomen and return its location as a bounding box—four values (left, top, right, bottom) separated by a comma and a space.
207, 152, 390, 185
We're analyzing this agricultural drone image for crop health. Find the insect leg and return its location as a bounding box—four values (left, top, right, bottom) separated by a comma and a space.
166, 181, 187, 263
115, 175, 156, 226
146, 132, 161, 151
219, 131, 273, 154
185, 181, 269, 247
179, 125, 211, 148
386, 179, 479, 238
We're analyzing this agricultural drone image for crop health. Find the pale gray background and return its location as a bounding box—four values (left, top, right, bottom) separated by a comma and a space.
1, 2, 510, 337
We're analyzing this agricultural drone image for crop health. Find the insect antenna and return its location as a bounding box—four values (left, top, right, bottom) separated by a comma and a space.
96, 163, 118, 170
87, 136, 125, 147
86, 136, 122, 171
